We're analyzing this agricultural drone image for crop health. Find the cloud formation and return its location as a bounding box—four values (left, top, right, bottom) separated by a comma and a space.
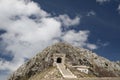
87, 11, 96, 16
96, 0, 110, 4
118, 5, 120, 13
56, 14, 80, 27
0, 0, 97, 79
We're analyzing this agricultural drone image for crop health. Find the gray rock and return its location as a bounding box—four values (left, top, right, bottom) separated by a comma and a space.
8, 42, 120, 80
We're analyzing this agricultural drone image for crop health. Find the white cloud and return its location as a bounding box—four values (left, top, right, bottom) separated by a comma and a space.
62, 30, 89, 47
118, 5, 120, 13
56, 14, 80, 27
96, 0, 110, 4
0, 0, 97, 79
87, 11, 96, 16
97, 40, 109, 47
0, 74, 8, 80
62, 30, 97, 49
86, 43, 98, 50
0, 58, 24, 72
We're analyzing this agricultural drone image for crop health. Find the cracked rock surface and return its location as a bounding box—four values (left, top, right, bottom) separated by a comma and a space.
8, 42, 120, 80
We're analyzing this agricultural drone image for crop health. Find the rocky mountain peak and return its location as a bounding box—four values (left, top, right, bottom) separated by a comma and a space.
8, 42, 120, 80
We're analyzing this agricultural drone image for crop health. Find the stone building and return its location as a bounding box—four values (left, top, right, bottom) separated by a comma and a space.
76, 66, 89, 74
53, 53, 66, 66
53, 53, 89, 74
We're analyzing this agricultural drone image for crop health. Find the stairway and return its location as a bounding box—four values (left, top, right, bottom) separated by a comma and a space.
56, 63, 77, 78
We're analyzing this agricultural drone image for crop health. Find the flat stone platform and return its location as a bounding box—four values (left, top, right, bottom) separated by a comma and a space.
56, 63, 77, 78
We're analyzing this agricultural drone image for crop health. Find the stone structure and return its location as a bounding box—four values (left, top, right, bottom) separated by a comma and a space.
77, 66, 89, 74
53, 53, 77, 78
53, 53, 88, 76
72, 66, 89, 74
53, 53, 65, 66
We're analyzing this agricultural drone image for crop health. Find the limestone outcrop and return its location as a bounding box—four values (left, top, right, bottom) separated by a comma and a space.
116, 61, 120, 66
8, 42, 120, 80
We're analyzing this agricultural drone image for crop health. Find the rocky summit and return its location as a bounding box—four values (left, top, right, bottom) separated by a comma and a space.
8, 42, 120, 80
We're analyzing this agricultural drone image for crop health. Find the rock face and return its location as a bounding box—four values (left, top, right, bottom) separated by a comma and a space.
8, 42, 120, 80
116, 61, 120, 66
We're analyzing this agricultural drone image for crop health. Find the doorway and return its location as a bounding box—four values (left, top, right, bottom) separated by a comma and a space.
57, 57, 62, 63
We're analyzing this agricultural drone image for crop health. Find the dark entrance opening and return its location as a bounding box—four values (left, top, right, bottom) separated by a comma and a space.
57, 57, 62, 63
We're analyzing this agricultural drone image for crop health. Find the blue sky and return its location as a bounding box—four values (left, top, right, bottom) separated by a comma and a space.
0, 0, 120, 80
33, 0, 120, 60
